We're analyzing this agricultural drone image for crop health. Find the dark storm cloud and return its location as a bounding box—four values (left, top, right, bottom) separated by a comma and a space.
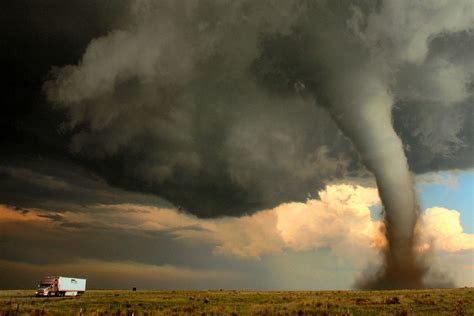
0, 166, 239, 274
40, 0, 358, 217
395, 100, 474, 173
1, 0, 130, 154
0, 160, 172, 212
0, 214, 212, 267
393, 31, 474, 173
2, 0, 473, 219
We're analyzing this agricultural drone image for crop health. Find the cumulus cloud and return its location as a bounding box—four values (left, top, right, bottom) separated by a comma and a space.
274, 185, 384, 258
419, 207, 474, 252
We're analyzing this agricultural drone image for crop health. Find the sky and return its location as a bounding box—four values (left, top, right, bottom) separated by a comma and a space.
418, 171, 474, 233
0, 0, 473, 290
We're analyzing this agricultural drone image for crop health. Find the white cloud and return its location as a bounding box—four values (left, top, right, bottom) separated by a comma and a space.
418, 207, 474, 252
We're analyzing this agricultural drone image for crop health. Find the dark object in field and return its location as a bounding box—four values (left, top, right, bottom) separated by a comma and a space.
356, 298, 370, 305
204, 297, 210, 304
132, 287, 136, 291
385, 296, 400, 304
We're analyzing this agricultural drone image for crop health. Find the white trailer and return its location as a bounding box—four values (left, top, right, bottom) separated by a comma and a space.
36, 276, 86, 297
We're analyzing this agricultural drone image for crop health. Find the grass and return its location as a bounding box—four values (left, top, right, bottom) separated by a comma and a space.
0, 288, 472, 315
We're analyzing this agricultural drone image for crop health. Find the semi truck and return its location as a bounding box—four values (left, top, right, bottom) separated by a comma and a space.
35, 276, 86, 297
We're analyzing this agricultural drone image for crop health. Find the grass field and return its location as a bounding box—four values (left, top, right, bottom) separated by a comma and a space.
0, 288, 472, 315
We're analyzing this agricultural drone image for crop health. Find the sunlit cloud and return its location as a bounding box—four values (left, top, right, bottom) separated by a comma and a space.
418, 207, 474, 252
3, 184, 471, 260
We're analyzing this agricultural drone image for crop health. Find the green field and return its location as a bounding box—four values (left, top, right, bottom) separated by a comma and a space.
0, 288, 472, 315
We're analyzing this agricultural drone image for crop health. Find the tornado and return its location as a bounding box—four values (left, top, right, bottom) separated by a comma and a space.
322, 69, 425, 289
309, 0, 474, 290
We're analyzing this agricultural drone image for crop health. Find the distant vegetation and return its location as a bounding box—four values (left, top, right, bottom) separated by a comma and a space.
0, 288, 472, 315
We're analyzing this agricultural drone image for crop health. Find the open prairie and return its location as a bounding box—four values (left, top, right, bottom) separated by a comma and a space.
0, 288, 472, 315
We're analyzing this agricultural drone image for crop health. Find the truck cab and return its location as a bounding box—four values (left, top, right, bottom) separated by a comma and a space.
35, 276, 58, 296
